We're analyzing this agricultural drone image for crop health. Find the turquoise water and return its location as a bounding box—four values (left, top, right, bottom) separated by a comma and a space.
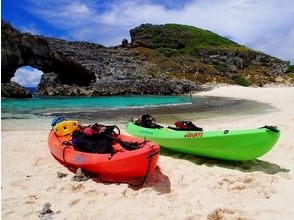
1, 95, 192, 119
1, 95, 274, 131
2, 94, 273, 121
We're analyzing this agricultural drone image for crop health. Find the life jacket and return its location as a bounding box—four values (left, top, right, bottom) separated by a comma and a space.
53, 120, 81, 136
133, 114, 163, 129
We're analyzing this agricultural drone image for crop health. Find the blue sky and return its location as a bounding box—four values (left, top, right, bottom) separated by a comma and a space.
3, 0, 294, 86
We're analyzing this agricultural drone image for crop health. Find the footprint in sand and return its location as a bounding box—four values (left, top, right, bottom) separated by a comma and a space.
11, 179, 29, 190
25, 194, 38, 204
217, 174, 275, 199
207, 208, 246, 220
33, 158, 48, 166
71, 184, 85, 192
83, 189, 99, 196
69, 199, 80, 206
4, 210, 16, 217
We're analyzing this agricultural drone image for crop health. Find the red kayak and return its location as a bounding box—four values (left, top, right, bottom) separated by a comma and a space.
48, 130, 160, 181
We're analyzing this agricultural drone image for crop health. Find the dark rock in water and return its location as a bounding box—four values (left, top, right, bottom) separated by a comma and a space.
1, 21, 292, 97
1, 82, 32, 98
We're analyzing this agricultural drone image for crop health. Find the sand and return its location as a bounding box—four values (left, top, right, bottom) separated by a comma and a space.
1, 85, 294, 219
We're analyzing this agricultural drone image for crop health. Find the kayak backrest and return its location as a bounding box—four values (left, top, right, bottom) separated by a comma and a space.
133, 114, 163, 129
174, 121, 203, 131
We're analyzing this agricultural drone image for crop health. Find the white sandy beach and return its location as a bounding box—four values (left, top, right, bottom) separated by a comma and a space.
1, 85, 294, 219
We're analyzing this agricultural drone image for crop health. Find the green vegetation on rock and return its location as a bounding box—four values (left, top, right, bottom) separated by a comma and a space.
156, 48, 180, 57
2, 21, 291, 98
130, 23, 290, 87
132, 23, 251, 56
213, 64, 228, 73
232, 75, 252, 87
286, 65, 294, 73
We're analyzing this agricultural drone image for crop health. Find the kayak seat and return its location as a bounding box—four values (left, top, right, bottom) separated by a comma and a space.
167, 126, 203, 131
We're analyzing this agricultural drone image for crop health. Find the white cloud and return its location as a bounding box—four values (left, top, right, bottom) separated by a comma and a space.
19, 23, 41, 35
249, 28, 294, 63
11, 67, 43, 87
26, 0, 97, 28
101, 2, 171, 25
25, 0, 294, 63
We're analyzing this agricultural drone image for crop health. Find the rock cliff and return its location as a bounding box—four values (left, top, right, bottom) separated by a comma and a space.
1, 21, 293, 97
1, 82, 32, 98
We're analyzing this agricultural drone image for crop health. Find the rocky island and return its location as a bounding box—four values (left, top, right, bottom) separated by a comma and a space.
1, 21, 293, 97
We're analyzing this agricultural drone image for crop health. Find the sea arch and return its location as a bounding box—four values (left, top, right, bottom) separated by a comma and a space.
1, 21, 95, 87
11, 66, 43, 89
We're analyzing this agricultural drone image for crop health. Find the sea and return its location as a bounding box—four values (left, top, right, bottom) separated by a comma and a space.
1, 88, 275, 130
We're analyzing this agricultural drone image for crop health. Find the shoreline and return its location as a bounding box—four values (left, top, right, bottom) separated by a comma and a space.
2, 92, 275, 131
2, 85, 294, 219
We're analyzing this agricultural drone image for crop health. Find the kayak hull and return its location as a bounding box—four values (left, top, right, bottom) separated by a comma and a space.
125, 122, 280, 161
48, 130, 160, 180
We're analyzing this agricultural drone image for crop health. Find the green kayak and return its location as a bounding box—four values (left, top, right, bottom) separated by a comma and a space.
125, 122, 280, 161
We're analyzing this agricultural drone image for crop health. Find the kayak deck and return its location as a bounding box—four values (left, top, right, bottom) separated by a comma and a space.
126, 122, 280, 161
48, 130, 160, 180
